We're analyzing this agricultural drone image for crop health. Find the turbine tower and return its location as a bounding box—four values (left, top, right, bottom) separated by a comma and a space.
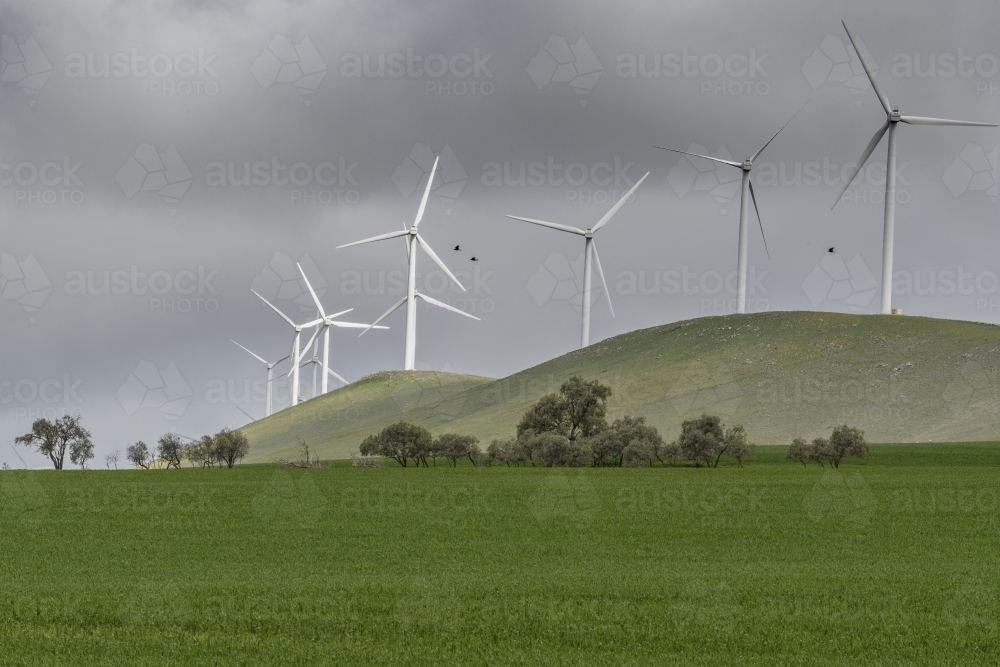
296, 262, 388, 394
834, 20, 997, 314
654, 103, 806, 314
251, 290, 321, 407
506, 172, 650, 348
230, 340, 288, 417
338, 155, 480, 370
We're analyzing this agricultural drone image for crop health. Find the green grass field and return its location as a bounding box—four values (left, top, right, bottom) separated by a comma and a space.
242, 312, 1000, 462
2, 443, 999, 665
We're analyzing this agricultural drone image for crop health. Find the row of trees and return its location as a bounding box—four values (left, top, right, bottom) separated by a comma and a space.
786, 426, 868, 468
356, 378, 759, 469
360, 423, 480, 467
13, 416, 250, 471
126, 429, 250, 469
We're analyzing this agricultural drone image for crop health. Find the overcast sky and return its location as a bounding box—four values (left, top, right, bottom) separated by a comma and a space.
1, 0, 998, 466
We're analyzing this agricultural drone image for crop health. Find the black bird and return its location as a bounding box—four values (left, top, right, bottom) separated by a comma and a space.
470, 257, 479, 261
454, 245, 461, 251
828, 247, 835, 253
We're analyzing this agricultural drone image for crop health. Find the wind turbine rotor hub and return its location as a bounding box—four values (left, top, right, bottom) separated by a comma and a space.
890, 109, 901, 122
743, 159, 753, 170
585, 230, 593, 238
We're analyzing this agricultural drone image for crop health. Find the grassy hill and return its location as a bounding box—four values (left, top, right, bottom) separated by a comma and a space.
243, 312, 1000, 462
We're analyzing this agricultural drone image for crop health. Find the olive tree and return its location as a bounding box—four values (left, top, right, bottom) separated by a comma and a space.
185, 436, 219, 468
516, 377, 612, 441
678, 414, 725, 468
215, 429, 250, 468
360, 422, 433, 468
486, 438, 521, 466
15, 415, 93, 470
587, 415, 664, 467
825, 425, 868, 468
723, 425, 755, 467
786, 438, 810, 467
126, 441, 152, 469
435, 433, 480, 467
157, 434, 186, 469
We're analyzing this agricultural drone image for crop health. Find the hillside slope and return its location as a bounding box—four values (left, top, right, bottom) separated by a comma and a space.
244, 312, 1000, 461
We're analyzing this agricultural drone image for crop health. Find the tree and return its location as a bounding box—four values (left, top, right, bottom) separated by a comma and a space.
487, 438, 520, 466
530, 432, 590, 467
105, 448, 121, 470
15, 415, 93, 470
826, 424, 868, 468
656, 440, 682, 466
587, 415, 664, 467
126, 442, 152, 469
516, 377, 612, 441
810, 438, 831, 467
678, 414, 725, 468
432, 433, 478, 467
214, 429, 250, 468
360, 422, 432, 468
185, 436, 218, 468
723, 425, 755, 467
786, 438, 810, 467
157, 434, 186, 469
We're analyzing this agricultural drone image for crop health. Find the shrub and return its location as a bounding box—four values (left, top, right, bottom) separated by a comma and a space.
786, 438, 810, 466
360, 422, 432, 468
530, 432, 590, 467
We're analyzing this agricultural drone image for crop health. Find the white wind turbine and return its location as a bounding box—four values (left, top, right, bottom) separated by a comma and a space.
833, 21, 997, 314
251, 290, 322, 407
230, 340, 289, 417
654, 103, 806, 314
295, 262, 388, 394
337, 155, 480, 370
506, 172, 650, 348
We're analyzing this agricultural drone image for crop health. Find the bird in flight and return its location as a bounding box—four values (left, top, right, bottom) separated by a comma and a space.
454, 245, 461, 251
470, 257, 479, 262
828, 247, 835, 253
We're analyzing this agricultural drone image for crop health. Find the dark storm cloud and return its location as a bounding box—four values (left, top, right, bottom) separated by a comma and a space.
1, 0, 998, 464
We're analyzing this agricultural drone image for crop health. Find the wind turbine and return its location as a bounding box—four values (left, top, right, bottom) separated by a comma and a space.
833, 21, 997, 314
296, 263, 388, 394
231, 340, 289, 417
337, 155, 480, 370
251, 290, 322, 407
654, 103, 806, 314
506, 172, 650, 348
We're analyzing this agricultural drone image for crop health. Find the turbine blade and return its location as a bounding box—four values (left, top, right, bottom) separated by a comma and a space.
590, 241, 614, 318
403, 221, 411, 259
251, 290, 296, 328
413, 155, 439, 228
899, 115, 998, 127
417, 234, 465, 291
336, 229, 410, 249
231, 340, 268, 365
416, 292, 481, 321
505, 215, 586, 236
652, 146, 742, 168
752, 101, 809, 161
330, 321, 389, 329
359, 295, 408, 337
841, 21, 891, 114
296, 327, 321, 365
327, 368, 348, 385
748, 180, 770, 260
235, 405, 256, 423
328, 308, 353, 319
592, 171, 649, 233
831, 120, 890, 210
275, 355, 290, 365
296, 262, 326, 319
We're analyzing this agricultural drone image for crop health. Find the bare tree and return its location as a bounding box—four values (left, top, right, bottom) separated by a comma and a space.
157, 434, 186, 469
105, 448, 122, 470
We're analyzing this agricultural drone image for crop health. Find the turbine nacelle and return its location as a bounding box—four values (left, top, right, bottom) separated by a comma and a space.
742, 158, 753, 171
